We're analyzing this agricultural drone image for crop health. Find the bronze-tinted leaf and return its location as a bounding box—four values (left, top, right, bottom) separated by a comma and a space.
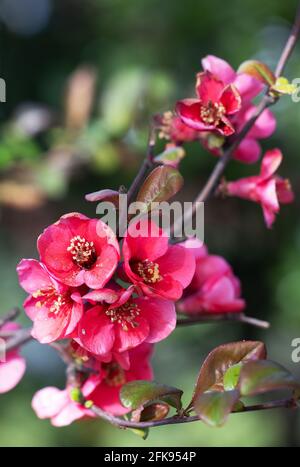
194, 390, 240, 427
187, 341, 266, 410
136, 166, 183, 213
131, 402, 170, 423
238, 60, 275, 86
238, 360, 300, 396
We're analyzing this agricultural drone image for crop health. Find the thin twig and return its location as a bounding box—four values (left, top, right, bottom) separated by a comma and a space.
90, 398, 296, 429
118, 123, 157, 236
5, 328, 32, 352
176, 312, 270, 329
275, 2, 300, 78
0, 308, 20, 328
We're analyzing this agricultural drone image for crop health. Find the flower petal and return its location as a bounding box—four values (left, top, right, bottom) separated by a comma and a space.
201, 55, 236, 85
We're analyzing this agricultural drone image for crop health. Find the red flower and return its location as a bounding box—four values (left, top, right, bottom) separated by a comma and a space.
225, 149, 294, 228
32, 343, 153, 425
76, 286, 176, 356
37, 213, 120, 289
122, 219, 195, 300
176, 71, 241, 136
178, 240, 245, 314
17, 259, 84, 343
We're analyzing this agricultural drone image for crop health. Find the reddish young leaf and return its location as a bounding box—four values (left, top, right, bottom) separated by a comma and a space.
136, 166, 184, 213
131, 402, 170, 423
85, 189, 120, 206
238, 60, 275, 86
238, 360, 300, 396
187, 341, 266, 410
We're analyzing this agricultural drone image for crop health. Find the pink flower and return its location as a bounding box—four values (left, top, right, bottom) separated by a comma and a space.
122, 219, 195, 301
225, 149, 294, 228
0, 322, 26, 393
176, 71, 241, 136
201, 55, 276, 163
76, 286, 176, 356
17, 259, 84, 343
201, 55, 263, 102
32, 343, 153, 425
37, 213, 120, 289
231, 103, 276, 163
178, 240, 245, 314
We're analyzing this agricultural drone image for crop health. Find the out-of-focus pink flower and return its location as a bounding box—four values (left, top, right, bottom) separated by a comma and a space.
231, 104, 276, 163
17, 259, 84, 343
178, 240, 245, 314
0, 322, 26, 393
32, 343, 153, 425
37, 213, 120, 289
76, 286, 176, 356
176, 71, 241, 136
225, 149, 294, 228
157, 111, 200, 144
123, 219, 195, 301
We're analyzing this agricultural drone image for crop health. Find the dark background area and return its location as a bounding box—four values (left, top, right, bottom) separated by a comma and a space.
0, 0, 300, 446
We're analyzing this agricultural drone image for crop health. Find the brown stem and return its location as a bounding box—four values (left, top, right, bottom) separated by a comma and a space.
118, 123, 157, 237
126, 123, 157, 205
90, 398, 296, 429
176, 312, 270, 329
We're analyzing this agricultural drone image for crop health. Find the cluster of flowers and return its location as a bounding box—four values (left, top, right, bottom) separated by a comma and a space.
0, 54, 295, 426
8, 213, 243, 425
158, 55, 294, 226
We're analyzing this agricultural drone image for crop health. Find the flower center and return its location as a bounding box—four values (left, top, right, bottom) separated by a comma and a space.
103, 362, 126, 387
133, 259, 162, 284
105, 301, 140, 332
200, 101, 225, 125
33, 287, 68, 315
67, 235, 97, 269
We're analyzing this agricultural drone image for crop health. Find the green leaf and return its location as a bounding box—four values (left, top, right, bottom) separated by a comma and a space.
120, 380, 183, 412
238, 60, 275, 86
271, 77, 297, 96
238, 360, 300, 396
223, 363, 243, 391
194, 390, 240, 427
128, 427, 149, 440
187, 341, 266, 410
154, 146, 185, 167
136, 166, 183, 212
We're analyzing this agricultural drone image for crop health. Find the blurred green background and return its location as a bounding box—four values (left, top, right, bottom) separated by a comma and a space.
0, 0, 300, 447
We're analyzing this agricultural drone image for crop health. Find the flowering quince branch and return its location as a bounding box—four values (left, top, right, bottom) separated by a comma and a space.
1, 4, 300, 438
176, 312, 270, 329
